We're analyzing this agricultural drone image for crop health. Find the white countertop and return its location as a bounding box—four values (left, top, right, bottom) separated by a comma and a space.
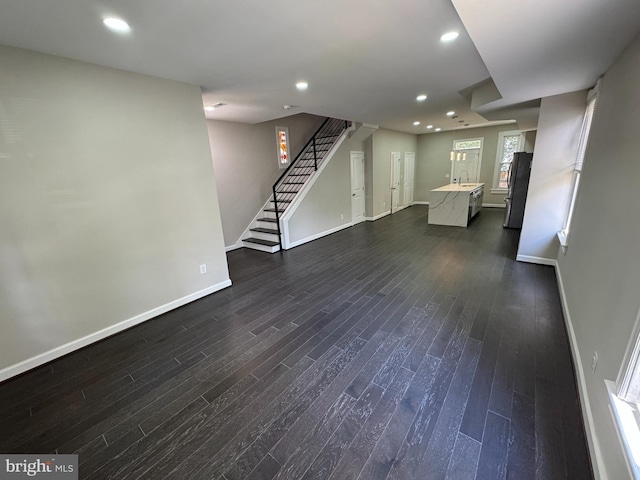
431, 182, 484, 192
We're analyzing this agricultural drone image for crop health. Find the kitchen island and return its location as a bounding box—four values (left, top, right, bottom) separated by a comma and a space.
428, 183, 484, 227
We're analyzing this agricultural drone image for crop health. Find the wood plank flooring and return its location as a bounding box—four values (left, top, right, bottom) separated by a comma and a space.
0, 206, 593, 479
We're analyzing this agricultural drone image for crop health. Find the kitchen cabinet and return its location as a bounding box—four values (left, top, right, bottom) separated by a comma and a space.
428, 183, 484, 227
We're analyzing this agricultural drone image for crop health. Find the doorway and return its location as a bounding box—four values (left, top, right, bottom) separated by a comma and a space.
390, 152, 401, 213
450, 137, 483, 184
350, 151, 365, 224
403, 152, 415, 207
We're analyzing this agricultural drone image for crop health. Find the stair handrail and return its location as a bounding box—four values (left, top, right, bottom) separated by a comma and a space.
271, 118, 350, 250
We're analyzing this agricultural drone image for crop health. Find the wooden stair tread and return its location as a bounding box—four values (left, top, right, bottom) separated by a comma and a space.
258, 217, 278, 223
243, 237, 279, 247
250, 227, 279, 234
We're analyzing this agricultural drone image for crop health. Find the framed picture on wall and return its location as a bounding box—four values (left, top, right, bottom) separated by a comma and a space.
275, 126, 290, 169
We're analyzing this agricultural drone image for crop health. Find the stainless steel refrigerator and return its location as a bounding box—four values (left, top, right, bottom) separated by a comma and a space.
503, 152, 533, 228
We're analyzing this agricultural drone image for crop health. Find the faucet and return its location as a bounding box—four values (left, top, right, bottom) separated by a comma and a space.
459, 170, 470, 184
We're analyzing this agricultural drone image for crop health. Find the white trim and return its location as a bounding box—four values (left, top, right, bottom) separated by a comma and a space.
413, 201, 429, 205
557, 230, 569, 248
225, 242, 243, 252
555, 263, 606, 480
606, 380, 639, 480
366, 210, 391, 221
0, 280, 232, 383
284, 222, 353, 249
490, 188, 508, 195
516, 254, 556, 266
617, 308, 640, 401
482, 203, 505, 208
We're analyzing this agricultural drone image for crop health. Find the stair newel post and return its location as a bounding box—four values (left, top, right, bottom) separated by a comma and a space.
272, 184, 283, 251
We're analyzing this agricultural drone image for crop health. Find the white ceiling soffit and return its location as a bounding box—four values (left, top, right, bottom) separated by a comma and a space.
0, 0, 497, 133
451, 0, 640, 109
1, 0, 639, 133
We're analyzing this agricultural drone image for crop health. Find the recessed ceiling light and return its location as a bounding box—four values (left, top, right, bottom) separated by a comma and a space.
296, 82, 308, 90
426, 125, 433, 129
413, 121, 420, 126
440, 31, 459, 42
446, 111, 455, 116
416, 94, 427, 102
103, 17, 131, 33
435, 128, 442, 132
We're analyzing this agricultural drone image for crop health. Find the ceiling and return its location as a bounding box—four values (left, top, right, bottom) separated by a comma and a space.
1, 0, 639, 134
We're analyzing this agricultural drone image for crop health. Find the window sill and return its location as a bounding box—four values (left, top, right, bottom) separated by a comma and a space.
490, 188, 507, 195
606, 380, 640, 480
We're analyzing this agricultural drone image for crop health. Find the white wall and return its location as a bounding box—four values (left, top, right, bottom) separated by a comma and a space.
556, 32, 640, 480
369, 129, 418, 218
415, 124, 530, 206
0, 46, 230, 380
517, 91, 587, 263
286, 137, 362, 245
207, 114, 325, 247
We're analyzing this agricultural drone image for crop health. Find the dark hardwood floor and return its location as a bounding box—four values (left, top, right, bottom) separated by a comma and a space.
0, 206, 593, 479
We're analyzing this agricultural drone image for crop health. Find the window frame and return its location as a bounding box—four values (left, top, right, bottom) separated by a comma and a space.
609, 307, 640, 480
557, 88, 598, 248
491, 130, 525, 194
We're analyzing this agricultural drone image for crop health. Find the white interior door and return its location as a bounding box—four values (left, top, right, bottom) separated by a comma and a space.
350, 151, 365, 224
403, 152, 415, 206
391, 152, 401, 213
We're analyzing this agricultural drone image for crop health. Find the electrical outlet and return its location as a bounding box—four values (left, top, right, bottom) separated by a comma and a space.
445, 173, 450, 178
591, 351, 598, 372
341, 214, 344, 220
199, 264, 207, 275
383, 201, 386, 207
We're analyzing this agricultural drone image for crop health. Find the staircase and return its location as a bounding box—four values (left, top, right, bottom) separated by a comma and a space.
242, 118, 351, 253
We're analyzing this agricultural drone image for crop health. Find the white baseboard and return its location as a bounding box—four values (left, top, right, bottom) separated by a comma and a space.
516, 254, 556, 266
225, 243, 243, 252
284, 222, 352, 249
0, 280, 232, 383
413, 201, 429, 205
482, 203, 506, 208
554, 263, 605, 480
366, 210, 391, 222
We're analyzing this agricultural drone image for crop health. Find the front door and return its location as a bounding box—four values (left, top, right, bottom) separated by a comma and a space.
350, 151, 365, 224
451, 149, 480, 183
